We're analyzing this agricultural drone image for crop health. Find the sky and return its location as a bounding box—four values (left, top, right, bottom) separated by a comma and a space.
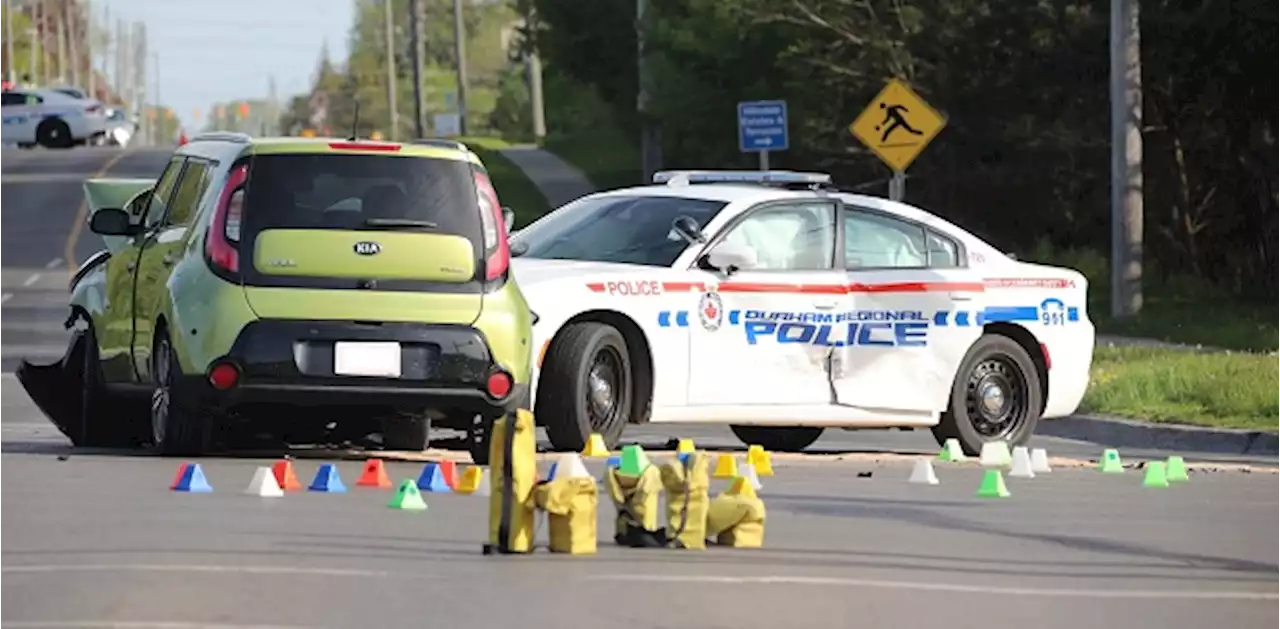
96, 0, 354, 130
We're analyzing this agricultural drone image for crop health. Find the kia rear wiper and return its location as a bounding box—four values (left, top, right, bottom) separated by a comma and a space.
363, 218, 439, 229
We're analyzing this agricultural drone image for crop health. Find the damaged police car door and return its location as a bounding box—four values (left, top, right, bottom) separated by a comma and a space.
831, 207, 983, 413
687, 199, 843, 406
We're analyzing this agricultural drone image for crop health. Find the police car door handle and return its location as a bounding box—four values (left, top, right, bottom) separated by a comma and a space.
813, 300, 838, 310
948, 293, 973, 302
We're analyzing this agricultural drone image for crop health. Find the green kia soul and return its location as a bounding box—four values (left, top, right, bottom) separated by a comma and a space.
17, 134, 532, 463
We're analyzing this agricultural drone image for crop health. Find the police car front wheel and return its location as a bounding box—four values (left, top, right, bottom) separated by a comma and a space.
36, 118, 74, 149
932, 334, 1043, 457
537, 321, 633, 453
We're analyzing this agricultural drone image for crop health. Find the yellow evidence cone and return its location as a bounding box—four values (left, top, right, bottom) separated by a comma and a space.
581, 433, 610, 457
712, 454, 738, 479
676, 438, 696, 455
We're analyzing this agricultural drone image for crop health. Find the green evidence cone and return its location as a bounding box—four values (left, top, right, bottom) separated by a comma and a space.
937, 438, 965, 462
1099, 448, 1124, 473
617, 444, 651, 477
1142, 461, 1170, 488
975, 469, 1011, 498
1165, 456, 1190, 483
389, 479, 428, 511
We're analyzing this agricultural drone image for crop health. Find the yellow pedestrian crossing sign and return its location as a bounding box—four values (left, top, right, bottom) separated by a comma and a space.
848, 78, 946, 172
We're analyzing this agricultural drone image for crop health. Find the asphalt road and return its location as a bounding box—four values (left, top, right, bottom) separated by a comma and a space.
2, 147, 1277, 629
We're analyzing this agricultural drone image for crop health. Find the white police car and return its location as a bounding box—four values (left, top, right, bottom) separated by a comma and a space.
509, 170, 1095, 456
1, 87, 108, 149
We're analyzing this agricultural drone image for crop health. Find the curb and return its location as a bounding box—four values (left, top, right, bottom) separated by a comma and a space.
1039, 414, 1279, 456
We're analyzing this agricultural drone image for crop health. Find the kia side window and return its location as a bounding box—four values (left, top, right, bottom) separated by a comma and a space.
719, 203, 836, 270
142, 157, 186, 230
843, 210, 928, 269
164, 160, 212, 227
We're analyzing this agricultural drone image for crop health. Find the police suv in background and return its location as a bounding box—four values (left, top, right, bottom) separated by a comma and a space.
507, 170, 1095, 457
1, 87, 108, 149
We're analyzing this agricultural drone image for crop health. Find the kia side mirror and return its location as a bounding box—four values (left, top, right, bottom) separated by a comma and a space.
89, 207, 140, 236
501, 206, 516, 231
704, 242, 757, 273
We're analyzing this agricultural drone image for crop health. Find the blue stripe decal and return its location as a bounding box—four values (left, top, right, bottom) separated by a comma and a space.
1067, 307, 1079, 322
675, 311, 689, 328
933, 310, 949, 326
982, 306, 1039, 323
657, 311, 671, 328
975, 311, 986, 325
954, 311, 970, 327
728, 310, 741, 325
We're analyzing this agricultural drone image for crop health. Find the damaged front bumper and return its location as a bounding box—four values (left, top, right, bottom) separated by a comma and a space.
15, 328, 87, 441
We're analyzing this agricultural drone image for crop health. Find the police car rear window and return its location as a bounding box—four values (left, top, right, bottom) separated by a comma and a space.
511, 195, 728, 267
242, 153, 481, 242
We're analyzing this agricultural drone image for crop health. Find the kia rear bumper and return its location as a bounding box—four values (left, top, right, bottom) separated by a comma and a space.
189, 320, 525, 416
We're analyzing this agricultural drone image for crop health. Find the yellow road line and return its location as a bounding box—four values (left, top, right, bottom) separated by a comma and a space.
63, 150, 134, 276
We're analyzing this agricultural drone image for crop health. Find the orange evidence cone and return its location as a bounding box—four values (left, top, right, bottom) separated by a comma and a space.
438, 460, 459, 488
357, 458, 393, 488
272, 460, 304, 491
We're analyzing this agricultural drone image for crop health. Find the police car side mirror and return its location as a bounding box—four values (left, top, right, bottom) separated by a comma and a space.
705, 242, 757, 273
89, 208, 141, 236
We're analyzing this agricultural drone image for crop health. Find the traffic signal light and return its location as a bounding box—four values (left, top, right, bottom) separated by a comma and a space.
239, 102, 250, 118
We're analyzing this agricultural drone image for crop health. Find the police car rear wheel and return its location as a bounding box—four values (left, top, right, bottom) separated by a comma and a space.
36, 118, 73, 149
730, 426, 824, 453
538, 322, 633, 452
932, 334, 1042, 456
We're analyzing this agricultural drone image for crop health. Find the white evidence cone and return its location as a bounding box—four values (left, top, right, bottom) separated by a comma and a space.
1030, 448, 1052, 473
244, 466, 284, 497
555, 453, 592, 480
908, 459, 939, 485
979, 441, 1012, 468
740, 461, 763, 490
1008, 446, 1036, 478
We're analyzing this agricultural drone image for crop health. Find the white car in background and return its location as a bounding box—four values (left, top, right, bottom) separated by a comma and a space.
1, 87, 108, 149
508, 170, 1095, 456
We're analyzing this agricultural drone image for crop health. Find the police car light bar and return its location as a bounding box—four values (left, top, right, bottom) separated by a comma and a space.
654, 170, 833, 186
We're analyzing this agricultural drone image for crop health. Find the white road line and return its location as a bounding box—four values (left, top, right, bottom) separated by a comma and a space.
45, 257, 63, 269
22, 273, 40, 287
2, 564, 1274, 601
592, 574, 1280, 600
3, 623, 313, 629
1, 293, 12, 304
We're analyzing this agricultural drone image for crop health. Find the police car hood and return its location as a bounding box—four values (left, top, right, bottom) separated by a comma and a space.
511, 258, 661, 288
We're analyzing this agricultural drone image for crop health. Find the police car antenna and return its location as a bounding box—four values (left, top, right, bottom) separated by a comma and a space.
348, 100, 360, 141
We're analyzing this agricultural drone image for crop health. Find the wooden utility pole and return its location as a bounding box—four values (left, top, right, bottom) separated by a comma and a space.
383, 0, 398, 140
450, 0, 469, 135
408, 0, 425, 138
1109, 0, 1144, 317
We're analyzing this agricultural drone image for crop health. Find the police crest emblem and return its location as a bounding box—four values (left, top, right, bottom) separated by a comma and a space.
698, 292, 724, 331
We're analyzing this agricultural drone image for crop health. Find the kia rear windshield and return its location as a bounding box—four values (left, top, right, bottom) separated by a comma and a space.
510, 195, 728, 267
242, 153, 481, 241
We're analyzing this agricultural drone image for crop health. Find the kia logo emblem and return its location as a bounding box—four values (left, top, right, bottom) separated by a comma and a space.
353, 241, 381, 255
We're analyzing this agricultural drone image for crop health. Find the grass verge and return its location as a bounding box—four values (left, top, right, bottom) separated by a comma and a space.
1081, 346, 1279, 431
459, 136, 551, 227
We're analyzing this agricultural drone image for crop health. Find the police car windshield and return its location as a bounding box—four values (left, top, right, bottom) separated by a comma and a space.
511, 195, 727, 266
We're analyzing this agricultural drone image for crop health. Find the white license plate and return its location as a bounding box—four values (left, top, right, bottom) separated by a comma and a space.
333, 342, 402, 378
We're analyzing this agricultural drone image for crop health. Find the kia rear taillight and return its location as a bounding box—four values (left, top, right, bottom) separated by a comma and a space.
474, 170, 509, 281
207, 164, 249, 276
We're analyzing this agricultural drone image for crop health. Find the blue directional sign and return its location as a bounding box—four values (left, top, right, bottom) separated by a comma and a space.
737, 100, 789, 152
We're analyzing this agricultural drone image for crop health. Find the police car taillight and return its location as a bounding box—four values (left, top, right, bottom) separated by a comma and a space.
207, 164, 249, 275
474, 170, 510, 281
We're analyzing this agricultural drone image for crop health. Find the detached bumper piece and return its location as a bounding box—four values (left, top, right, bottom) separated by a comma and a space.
201, 320, 522, 414
15, 330, 86, 440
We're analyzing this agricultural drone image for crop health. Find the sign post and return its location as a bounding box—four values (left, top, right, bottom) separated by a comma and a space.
849, 79, 946, 201
737, 100, 789, 171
